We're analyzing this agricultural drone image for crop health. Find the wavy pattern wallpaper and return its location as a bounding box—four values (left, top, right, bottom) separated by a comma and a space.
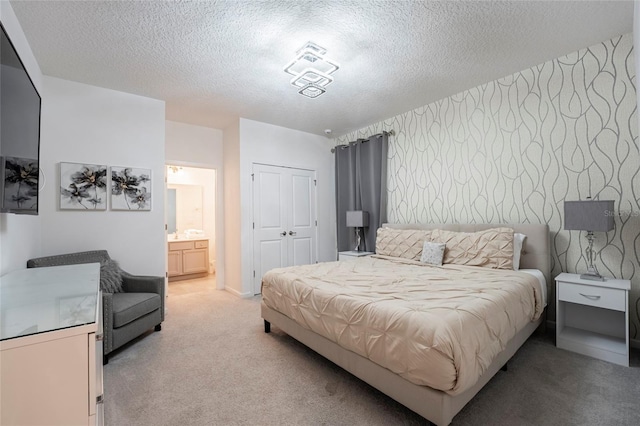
336, 34, 640, 339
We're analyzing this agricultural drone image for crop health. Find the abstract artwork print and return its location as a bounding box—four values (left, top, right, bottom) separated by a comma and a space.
60, 162, 107, 210
110, 166, 151, 211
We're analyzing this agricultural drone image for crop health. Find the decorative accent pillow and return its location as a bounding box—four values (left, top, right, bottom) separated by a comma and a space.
100, 259, 123, 293
513, 233, 527, 270
420, 241, 446, 266
430, 227, 514, 269
375, 227, 432, 261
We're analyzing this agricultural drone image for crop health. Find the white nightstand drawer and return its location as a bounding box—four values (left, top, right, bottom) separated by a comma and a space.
555, 273, 630, 366
558, 282, 625, 311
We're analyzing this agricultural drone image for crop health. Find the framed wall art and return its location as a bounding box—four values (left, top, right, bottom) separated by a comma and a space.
110, 166, 151, 211
59, 162, 107, 210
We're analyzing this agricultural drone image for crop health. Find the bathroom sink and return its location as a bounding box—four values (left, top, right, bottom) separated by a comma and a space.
167, 234, 207, 242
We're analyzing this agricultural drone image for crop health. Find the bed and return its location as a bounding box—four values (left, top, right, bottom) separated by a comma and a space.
261, 223, 549, 425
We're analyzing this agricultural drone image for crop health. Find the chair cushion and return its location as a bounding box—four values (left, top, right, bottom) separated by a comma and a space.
112, 293, 161, 328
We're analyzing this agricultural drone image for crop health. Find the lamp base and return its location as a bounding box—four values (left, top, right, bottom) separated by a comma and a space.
580, 265, 605, 281
581, 234, 606, 281
354, 228, 361, 252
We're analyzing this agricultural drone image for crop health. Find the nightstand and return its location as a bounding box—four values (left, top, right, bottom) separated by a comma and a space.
555, 273, 630, 366
338, 251, 374, 261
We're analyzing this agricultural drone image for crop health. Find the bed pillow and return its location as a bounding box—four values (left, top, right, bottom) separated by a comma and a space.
100, 259, 123, 293
419, 241, 446, 266
375, 227, 432, 261
513, 233, 527, 270
430, 227, 514, 269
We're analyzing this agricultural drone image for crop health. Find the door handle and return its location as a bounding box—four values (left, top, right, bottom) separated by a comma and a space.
280, 231, 287, 236
289, 231, 297, 236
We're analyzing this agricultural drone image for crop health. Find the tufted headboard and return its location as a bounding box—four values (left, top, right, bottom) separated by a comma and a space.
382, 223, 550, 287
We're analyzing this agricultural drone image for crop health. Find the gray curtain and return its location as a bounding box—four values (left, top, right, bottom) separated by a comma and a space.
335, 132, 389, 254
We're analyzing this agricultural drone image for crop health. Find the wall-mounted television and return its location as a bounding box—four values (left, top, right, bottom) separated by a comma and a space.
0, 22, 42, 215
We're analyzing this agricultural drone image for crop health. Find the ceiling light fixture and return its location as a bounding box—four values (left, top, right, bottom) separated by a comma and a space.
285, 42, 339, 99
298, 83, 326, 99
290, 68, 334, 88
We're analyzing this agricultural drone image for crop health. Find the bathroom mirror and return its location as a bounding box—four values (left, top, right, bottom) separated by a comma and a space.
167, 184, 203, 234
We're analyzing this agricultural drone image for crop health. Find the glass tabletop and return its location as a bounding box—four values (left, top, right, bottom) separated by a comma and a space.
0, 263, 100, 341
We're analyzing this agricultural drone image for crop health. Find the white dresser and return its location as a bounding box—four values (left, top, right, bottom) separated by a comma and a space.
0, 263, 104, 425
555, 272, 630, 366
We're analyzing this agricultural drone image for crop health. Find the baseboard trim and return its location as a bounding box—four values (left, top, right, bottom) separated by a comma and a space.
224, 286, 253, 298
547, 320, 640, 349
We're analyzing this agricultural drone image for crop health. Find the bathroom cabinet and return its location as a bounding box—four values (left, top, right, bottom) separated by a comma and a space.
168, 238, 209, 280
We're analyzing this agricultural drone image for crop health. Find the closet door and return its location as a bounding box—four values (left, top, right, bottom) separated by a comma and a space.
253, 164, 288, 295
288, 168, 316, 267
252, 164, 317, 295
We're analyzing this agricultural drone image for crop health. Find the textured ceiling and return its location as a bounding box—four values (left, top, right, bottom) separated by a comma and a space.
10, 0, 634, 137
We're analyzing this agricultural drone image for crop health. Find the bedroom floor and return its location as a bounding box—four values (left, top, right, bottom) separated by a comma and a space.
104, 276, 640, 425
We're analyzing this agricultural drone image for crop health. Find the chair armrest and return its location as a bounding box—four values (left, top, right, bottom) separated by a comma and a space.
102, 292, 114, 355
120, 272, 165, 321
121, 272, 164, 295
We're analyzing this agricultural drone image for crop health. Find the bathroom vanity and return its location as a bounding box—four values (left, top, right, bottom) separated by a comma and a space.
168, 237, 210, 281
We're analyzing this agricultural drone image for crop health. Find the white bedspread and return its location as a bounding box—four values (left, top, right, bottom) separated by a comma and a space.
261, 255, 544, 395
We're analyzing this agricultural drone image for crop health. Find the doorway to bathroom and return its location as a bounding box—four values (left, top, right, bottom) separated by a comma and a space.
166, 165, 217, 285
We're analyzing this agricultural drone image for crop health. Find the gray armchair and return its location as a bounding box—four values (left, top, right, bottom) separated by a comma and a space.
27, 250, 164, 364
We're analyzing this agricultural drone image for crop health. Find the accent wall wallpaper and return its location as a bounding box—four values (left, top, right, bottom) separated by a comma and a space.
336, 34, 640, 339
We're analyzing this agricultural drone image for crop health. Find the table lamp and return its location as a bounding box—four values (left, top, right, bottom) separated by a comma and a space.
346, 210, 369, 252
564, 199, 614, 281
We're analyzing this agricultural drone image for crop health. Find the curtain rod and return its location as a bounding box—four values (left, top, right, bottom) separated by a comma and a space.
330, 130, 395, 153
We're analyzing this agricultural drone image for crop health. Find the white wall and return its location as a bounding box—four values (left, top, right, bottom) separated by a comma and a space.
235, 118, 336, 296
0, 1, 43, 275
167, 166, 216, 273
165, 120, 225, 287
166, 120, 223, 166
39, 77, 166, 277
222, 119, 242, 295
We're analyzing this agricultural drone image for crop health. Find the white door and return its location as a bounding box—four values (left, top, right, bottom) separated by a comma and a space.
253, 165, 288, 295
253, 164, 317, 294
288, 169, 316, 266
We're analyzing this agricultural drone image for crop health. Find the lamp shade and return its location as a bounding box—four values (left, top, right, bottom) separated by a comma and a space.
564, 200, 614, 232
346, 210, 369, 228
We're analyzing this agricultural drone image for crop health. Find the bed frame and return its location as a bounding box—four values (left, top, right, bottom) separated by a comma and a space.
261, 223, 550, 426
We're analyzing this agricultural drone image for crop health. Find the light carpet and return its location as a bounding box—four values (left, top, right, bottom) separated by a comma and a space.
104, 276, 640, 425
